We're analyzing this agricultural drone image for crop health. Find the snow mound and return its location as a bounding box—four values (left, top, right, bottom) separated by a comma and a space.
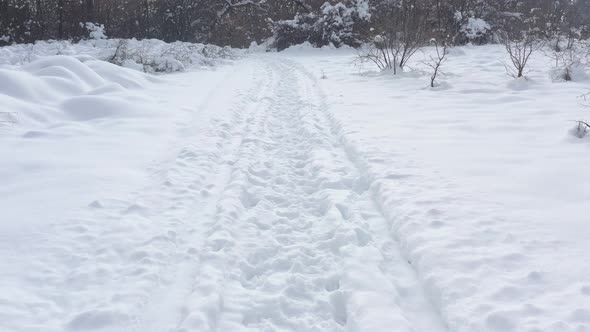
0, 49, 254, 332
0, 54, 158, 128
506, 77, 534, 90
24, 55, 105, 88
282, 42, 316, 53
549, 63, 588, 82
61, 95, 146, 121
85, 59, 158, 89
0, 69, 61, 101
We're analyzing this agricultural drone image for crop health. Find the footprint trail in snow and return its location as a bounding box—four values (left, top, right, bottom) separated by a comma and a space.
169, 58, 448, 332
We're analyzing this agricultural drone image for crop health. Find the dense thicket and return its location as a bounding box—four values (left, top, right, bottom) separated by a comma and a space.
1, 0, 589, 48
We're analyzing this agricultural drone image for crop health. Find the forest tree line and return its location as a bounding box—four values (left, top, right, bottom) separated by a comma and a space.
1, 0, 590, 49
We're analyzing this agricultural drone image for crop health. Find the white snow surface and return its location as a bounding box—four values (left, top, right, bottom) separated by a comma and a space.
1, 42, 590, 332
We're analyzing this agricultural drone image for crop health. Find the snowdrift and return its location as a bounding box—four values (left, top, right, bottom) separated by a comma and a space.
0, 55, 159, 129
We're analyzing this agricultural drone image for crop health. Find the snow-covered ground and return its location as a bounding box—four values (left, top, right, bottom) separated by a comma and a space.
286, 44, 590, 332
1, 41, 589, 332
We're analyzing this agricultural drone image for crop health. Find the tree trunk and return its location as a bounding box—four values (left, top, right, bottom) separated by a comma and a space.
57, 0, 64, 39
143, 0, 150, 38
35, 0, 43, 39
86, 0, 94, 22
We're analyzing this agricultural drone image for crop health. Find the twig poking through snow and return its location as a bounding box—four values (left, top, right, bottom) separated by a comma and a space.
571, 120, 590, 138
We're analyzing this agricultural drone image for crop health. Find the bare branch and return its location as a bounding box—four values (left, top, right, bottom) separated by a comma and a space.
216, 0, 269, 20
292, 0, 312, 13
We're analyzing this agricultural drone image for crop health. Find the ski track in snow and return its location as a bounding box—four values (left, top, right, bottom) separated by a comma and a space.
0, 56, 450, 332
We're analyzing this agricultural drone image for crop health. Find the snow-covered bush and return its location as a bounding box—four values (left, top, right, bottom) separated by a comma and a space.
548, 50, 587, 82
81, 23, 107, 40
0, 39, 236, 73
272, 0, 370, 51
272, 13, 319, 51
542, 32, 588, 82
106, 39, 235, 73
320, 1, 370, 47
200, 44, 235, 60
108, 40, 187, 73
459, 17, 491, 45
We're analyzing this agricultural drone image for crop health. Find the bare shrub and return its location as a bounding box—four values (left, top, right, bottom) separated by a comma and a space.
106, 40, 155, 72
160, 42, 197, 66
572, 93, 590, 138
541, 21, 584, 82
500, 30, 542, 78
105, 40, 235, 73
357, 32, 423, 74
571, 121, 590, 138
551, 47, 582, 81
107, 40, 173, 73
356, 0, 426, 74
356, 36, 396, 72
424, 38, 449, 87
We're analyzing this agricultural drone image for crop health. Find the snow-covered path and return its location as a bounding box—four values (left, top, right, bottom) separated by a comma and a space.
160, 58, 447, 332
1, 56, 446, 332
135, 57, 449, 331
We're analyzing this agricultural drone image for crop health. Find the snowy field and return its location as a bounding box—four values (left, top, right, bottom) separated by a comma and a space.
1, 40, 589, 332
